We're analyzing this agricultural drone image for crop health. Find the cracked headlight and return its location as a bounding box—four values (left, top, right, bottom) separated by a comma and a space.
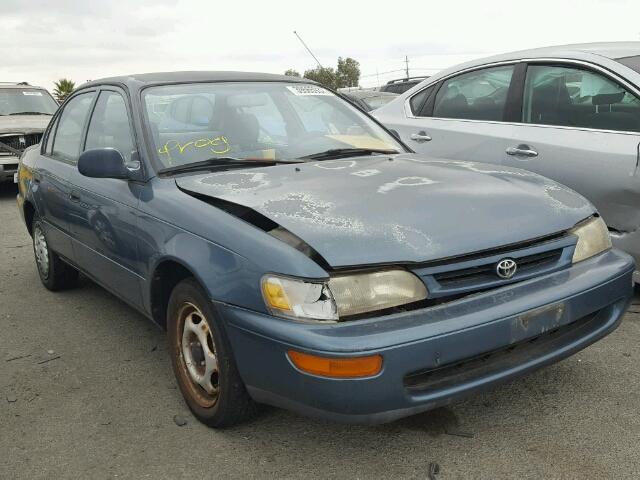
570, 216, 612, 264
262, 275, 338, 322
262, 270, 428, 322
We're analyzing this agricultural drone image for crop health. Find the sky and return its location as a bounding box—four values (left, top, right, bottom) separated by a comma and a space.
2, 0, 639, 92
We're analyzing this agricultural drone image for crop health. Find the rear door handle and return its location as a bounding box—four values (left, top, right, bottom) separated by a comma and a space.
69, 190, 81, 202
410, 131, 432, 143
506, 144, 538, 157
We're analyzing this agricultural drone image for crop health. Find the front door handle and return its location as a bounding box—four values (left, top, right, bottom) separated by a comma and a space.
506, 144, 538, 157
69, 190, 81, 202
410, 131, 432, 143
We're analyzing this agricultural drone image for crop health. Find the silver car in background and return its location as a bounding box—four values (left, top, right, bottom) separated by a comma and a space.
0, 82, 57, 182
373, 42, 640, 281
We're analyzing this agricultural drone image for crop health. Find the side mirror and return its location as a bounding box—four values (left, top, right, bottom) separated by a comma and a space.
78, 148, 129, 179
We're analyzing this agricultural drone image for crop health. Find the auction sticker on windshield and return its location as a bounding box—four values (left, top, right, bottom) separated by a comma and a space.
286, 85, 332, 96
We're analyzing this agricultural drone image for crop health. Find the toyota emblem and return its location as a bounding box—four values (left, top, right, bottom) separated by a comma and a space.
496, 258, 517, 279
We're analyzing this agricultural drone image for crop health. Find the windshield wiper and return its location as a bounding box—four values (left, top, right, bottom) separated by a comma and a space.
9, 111, 53, 116
158, 157, 303, 176
301, 147, 399, 161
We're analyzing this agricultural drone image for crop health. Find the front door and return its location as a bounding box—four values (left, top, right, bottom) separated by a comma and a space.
502, 63, 640, 235
67, 88, 145, 308
34, 91, 97, 261
393, 64, 518, 165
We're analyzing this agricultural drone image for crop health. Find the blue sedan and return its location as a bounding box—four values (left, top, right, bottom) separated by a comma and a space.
17, 72, 634, 427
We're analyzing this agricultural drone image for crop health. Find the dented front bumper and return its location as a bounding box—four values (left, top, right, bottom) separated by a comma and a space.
218, 249, 634, 424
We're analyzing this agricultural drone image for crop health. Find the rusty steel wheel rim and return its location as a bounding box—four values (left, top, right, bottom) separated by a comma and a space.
33, 224, 49, 279
176, 302, 220, 408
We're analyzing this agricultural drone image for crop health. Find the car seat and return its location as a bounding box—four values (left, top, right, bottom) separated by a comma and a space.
530, 78, 572, 125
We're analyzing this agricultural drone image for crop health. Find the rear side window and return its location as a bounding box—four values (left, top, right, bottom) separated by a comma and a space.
52, 92, 95, 162
433, 66, 514, 121
85, 91, 135, 163
522, 65, 640, 132
409, 86, 434, 116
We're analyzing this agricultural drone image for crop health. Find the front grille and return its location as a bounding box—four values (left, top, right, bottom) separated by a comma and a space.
404, 310, 602, 392
412, 235, 575, 300
0, 133, 43, 154
1, 163, 18, 171
434, 249, 563, 288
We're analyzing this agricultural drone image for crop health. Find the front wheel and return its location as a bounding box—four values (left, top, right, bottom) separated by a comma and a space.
167, 278, 258, 428
32, 218, 78, 291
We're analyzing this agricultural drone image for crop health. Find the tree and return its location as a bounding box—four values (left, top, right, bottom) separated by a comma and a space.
303, 67, 338, 89
53, 79, 75, 103
292, 57, 361, 90
336, 57, 360, 88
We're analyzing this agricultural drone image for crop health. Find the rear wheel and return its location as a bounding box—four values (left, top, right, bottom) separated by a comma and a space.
32, 218, 78, 291
167, 278, 258, 427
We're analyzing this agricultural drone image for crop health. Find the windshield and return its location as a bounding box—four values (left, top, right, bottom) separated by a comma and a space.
0, 88, 58, 115
143, 82, 404, 168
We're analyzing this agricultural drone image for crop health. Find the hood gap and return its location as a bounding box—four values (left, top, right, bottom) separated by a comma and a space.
179, 185, 333, 271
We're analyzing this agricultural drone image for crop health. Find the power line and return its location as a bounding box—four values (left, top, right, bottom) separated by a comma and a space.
360, 69, 405, 78
293, 31, 323, 69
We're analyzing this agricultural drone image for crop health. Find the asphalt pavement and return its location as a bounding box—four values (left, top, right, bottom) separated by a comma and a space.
1, 182, 639, 479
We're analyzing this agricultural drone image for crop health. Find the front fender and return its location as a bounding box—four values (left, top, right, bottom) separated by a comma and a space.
138, 179, 329, 315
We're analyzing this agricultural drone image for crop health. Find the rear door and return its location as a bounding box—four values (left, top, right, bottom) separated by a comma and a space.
33, 91, 96, 261
67, 87, 145, 308
502, 62, 640, 234
393, 64, 520, 163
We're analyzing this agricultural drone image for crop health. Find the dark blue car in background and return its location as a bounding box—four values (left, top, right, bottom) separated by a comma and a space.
17, 72, 634, 427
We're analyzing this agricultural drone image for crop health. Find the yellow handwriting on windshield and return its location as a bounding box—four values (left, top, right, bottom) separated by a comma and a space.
158, 136, 230, 161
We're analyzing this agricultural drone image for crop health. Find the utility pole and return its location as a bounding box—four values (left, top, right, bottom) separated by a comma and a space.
404, 55, 410, 80
293, 31, 324, 69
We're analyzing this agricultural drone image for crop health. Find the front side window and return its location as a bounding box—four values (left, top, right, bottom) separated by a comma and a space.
433, 65, 515, 121
85, 91, 135, 162
143, 82, 403, 168
44, 115, 59, 155
52, 92, 95, 162
522, 64, 640, 132
0, 88, 58, 116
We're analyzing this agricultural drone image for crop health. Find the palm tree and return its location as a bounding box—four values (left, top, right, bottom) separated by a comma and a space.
53, 79, 75, 104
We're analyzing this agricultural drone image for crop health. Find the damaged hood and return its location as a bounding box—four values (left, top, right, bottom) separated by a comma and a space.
176, 155, 594, 267
0, 115, 51, 134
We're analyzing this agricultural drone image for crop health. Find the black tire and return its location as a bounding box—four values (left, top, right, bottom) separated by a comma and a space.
32, 217, 79, 291
167, 278, 258, 428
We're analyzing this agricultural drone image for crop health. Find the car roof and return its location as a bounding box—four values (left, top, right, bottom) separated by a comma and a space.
489, 42, 640, 61
80, 71, 316, 90
0, 82, 48, 90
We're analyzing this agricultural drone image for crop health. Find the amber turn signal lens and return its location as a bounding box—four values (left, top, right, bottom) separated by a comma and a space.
287, 350, 383, 378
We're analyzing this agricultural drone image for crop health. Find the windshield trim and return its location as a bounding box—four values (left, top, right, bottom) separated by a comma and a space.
139, 80, 412, 176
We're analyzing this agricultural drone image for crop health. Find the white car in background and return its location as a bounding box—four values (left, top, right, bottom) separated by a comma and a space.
373, 42, 640, 281
0, 82, 57, 182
